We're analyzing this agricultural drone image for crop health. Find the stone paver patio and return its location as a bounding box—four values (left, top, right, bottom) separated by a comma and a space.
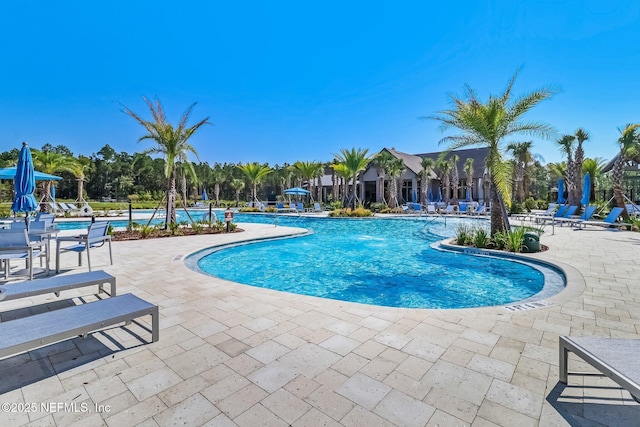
1, 219, 639, 426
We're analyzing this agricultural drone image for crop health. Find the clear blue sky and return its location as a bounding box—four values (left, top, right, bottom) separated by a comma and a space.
1, 1, 638, 166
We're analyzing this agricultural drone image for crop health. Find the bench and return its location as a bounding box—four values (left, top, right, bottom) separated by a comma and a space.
559, 336, 640, 402
0, 293, 159, 359
0, 270, 116, 303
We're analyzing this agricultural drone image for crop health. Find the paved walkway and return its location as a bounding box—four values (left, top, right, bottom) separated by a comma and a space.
1, 221, 639, 426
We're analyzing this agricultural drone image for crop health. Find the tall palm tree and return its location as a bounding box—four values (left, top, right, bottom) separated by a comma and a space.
463, 158, 474, 201
239, 163, 271, 203
506, 142, 533, 203
294, 161, 323, 202
582, 157, 606, 203
331, 163, 352, 206
230, 178, 245, 207
385, 157, 405, 208
122, 97, 209, 225
32, 150, 80, 210
333, 148, 370, 208
573, 128, 589, 207
210, 166, 226, 207
71, 155, 92, 204
450, 154, 460, 205
612, 124, 640, 220
437, 159, 451, 205
557, 134, 576, 206
429, 70, 555, 235
419, 157, 435, 205
374, 151, 395, 206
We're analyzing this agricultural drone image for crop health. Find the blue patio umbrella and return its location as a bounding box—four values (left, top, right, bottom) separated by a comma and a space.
466, 187, 472, 202
284, 187, 310, 196
557, 179, 566, 204
11, 142, 38, 214
50, 183, 56, 201
427, 185, 434, 202
412, 188, 417, 203
436, 186, 443, 203
0, 167, 62, 181
202, 188, 208, 201
581, 172, 591, 206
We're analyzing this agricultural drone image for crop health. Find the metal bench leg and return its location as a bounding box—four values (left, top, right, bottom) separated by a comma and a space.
86, 244, 91, 272
151, 306, 159, 342
108, 239, 113, 265
559, 340, 569, 384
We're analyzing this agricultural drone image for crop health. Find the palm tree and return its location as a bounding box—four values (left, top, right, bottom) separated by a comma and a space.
582, 157, 606, 203
122, 97, 209, 225
429, 70, 555, 235
612, 124, 640, 220
230, 178, 245, 207
573, 128, 589, 207
374, 151, 395, 206
210, 166, 226, 207
294, 161, 323, 202
71, 156, 92, 205
506, 142, 533, 203
450, 154, 460, 205
463, 158, 474, 201
32, 150, 81, 210
239, 162, 271, 203
437, 159, 451, 205
557, 134, 576, 206
419, 157, 435, 205
330, 163, 351, 206
386, 157, 405, 208
333, 148, 370, 208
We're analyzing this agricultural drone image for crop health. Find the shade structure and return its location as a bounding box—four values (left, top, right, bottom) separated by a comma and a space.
284, 187, 310, 195
466, 187, 472, 202
0, 166, 62, 181
50, 184, 56, 201
557, 179, 566, 204
11, 142, 38, 213
202, 188, 208, 201
581, 172, 591, 205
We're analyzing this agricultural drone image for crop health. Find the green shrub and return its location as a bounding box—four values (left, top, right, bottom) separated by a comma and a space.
536, 199, 549, 209
472, 225, 490, 248
505, 227, 526, 252
369, 202, 386, 213
454, 223, 472, 246
492, 231, 508, 250
509, 202, 525, 215
524, 197, 537, 211
329, 201, 343, 210
328, 208, 372, 217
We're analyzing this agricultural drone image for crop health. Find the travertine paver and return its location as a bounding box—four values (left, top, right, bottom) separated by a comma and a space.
1, 221, 640, 426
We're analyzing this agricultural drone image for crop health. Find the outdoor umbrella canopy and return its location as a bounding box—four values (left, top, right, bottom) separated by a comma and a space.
427, 186, 434, 203
50, 184, 56, 201
11, 142, 38, 213
284, 187, 310, 195
202, 188, 208, 200
557, 179, 566, 204
466, 187, 472, 202
436, 187, 443, 203
0, 167, 62, 181
412, 189, 417, 203
581, 173, 591, 206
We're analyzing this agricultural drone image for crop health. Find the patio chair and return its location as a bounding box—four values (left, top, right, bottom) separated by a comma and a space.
313, 202, 323, 213
35, 212, 55, 227
65, 203, 81, 216
426, 204, 437, 215
556, 205, 596, 227
440, 205, 456, 215
56, 221, 113, 273
297, 202, 304, 212
575, 207, 629, 230
0, 229, 45, 280
625, 203, 640, 218
47, 201, 62, 216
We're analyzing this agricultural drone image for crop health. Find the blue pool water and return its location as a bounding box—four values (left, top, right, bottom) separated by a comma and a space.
190, 214, 557, 309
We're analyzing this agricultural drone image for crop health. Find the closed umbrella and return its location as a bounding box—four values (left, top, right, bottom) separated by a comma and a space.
11, 142, 38, 215
557, 179, 566, 204
466, 187, 472, 202
581, 173, 590, 206
50, 183, 56, 201
427, 185, 434, 203
436, 187, 443, 203
202, 188, 208, 201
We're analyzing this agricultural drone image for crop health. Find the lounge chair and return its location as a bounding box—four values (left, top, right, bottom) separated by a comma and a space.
0, 229, 46, 280
426, 204, 437, 215
313, 202, 324, 213
0, 270, 116, 302
297, 202, 304, 212
56, 221, 113, 273
47, 202, 62, 216
556, 205, 597, 227
559, 336, 640, 403
536, 205, 569, 224
0, 293, 159, 359
575, 207, 629, 230
440, 205, 456, 215
65, 203, 82, 216
625, 203, 640, 218
471, 205, 487, 216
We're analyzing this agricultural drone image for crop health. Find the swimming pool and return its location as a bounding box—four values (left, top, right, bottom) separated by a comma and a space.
188, 215, 564, 309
